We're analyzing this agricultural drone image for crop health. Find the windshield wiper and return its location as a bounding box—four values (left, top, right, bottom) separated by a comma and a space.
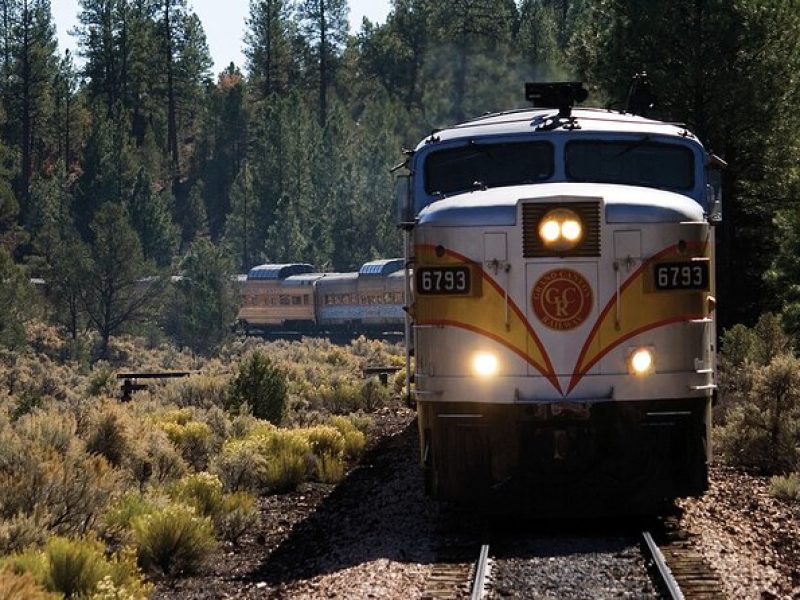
613, 136, 652, 159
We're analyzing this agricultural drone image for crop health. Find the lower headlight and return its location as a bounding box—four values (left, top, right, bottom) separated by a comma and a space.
472, 351, 499, 378
629, 347, 655, 375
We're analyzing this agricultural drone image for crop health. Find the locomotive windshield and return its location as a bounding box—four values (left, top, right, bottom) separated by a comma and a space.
425, 141, 553, 196
566, 140, 694, 190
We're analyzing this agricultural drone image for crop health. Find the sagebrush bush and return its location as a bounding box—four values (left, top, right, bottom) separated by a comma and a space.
102, 493, 161, 544
716, 333, 800, 473
210, 440, 268, 493
3, 536, 150, 599
159, 420, 213, 470
123, 426, 187, 489
163, 375, 229, 409
131, 504, 214, 575
227, 351, 288, 424
0, 423, 119, 538
315, 452, 345, 484
254, 430, 310, 493
84, 404, 129, 466
0, 568, 56, 599
213, 492, 258, 545
169, 473, 223, 518
0, 512, 47, 555
769, 472, 800, 501
302, 426, 345, 459
329, 415, 367, 460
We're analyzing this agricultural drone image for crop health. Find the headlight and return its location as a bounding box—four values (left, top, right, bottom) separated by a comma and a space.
629, 347, 655, 376
472, 351, 499, 378
538, 208, 584, 251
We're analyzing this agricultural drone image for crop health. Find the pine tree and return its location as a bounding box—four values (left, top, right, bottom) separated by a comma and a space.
81, 202, 162, 357
126, 166, 179, 267
245, 0, 294, 101
0, 245, 37, 348
6, 0, 59, 215
164, 238, 238, 354
296, 0, 349, 126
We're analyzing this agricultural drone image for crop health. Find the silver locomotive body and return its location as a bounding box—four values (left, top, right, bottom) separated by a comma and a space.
401, 103, 721, 514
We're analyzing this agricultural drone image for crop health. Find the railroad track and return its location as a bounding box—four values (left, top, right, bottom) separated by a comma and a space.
643, 518, 725, 599
424, 521, 724, 600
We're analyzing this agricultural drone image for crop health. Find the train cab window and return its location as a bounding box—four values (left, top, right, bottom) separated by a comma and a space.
303, 295, 309, 305
425, 141, 553, 196
566, 140, 694, 190
279, 295, 290, 305
291, 296, 301, 305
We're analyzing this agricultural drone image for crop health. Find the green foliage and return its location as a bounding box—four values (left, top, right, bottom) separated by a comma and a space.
209, 439, 268, 493
571, 0, 800, 329
769, 472, 800, 501
169, 473, 223, 518
227, 351, 288, 424
84, 407, 129, 467
3, 536, 150, 599
164, 239, 239, 355
214, 492, 258, 545
716, 343, 800, 474
0, 249, 38, 350
131, 504, 215, 575
81, 203, 163, 359
329, 415, 367, 460
158, 419, 214, 471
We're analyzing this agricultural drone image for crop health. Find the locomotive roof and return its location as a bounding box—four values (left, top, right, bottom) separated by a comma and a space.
359, 258, 404, 276
416, 107, 697, 149
247, 263, 314, 280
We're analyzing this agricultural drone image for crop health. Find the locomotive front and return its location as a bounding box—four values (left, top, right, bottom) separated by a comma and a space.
399, 85, 722, 514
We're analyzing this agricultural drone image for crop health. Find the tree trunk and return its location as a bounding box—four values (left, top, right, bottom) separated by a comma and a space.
318, 0, 327, 127
164, 1, 179, 176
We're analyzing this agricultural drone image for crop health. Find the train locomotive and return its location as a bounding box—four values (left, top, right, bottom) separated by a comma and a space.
397, 82, 723, 514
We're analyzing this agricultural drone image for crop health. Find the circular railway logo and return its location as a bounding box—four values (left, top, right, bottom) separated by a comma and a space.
531, 269, 593, 330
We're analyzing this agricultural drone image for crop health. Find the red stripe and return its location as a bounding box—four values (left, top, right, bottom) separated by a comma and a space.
420, 319, 562, 394
570, 241, 708, 390
416, 244, 556, 376
566, 313, 705, 394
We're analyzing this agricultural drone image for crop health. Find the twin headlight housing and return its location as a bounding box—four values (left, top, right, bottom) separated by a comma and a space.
538, 208, 584, 251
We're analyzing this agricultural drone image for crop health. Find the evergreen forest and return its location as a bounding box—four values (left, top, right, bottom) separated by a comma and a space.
3, 0, 800, 353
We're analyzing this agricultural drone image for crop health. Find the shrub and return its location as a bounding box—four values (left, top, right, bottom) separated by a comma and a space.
256, 429, 312, 493
0, 429, 119, 538
209, 440, 267, 493
770, 472, 800, 501
302, 426, 345, 459
0, 511, 50, 556
329, 415, 367, 460
131, 504, 214, 575
102, 493, 160, 543
88, 365, 116, 397
3, 536, 150, 599
0, 568, 56, 600
715, 353, 800, 473
124, 427, 187, 489
360, 378, 391, 412
315, 453, 345, 484
159, 420, 214, 471
170, 473, 223, 518
84, 406, 129, 467
163, 375, 229, 409
213, 492, 258, 545
227, 351, 288, 424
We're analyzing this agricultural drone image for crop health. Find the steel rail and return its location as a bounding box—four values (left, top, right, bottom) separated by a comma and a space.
470, 544, 490, 600
642, 531, 685, 600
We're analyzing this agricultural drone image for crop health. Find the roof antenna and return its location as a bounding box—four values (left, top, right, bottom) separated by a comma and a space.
525, 82, 588, 118
625, 72, 656, 116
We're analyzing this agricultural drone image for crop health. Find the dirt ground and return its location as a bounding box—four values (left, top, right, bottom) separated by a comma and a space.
153, 412, 800, 599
